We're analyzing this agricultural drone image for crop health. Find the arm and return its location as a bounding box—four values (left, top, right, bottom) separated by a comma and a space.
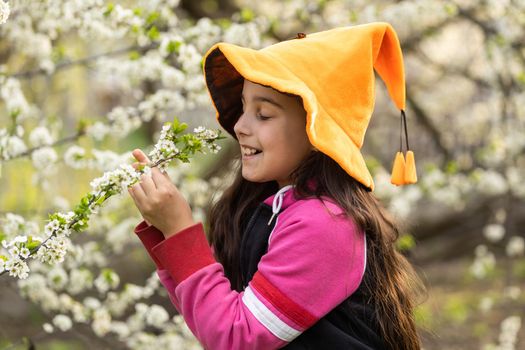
149, 201, 366, 350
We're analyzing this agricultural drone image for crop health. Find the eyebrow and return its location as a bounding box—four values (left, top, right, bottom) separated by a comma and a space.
241, 94, 285, 110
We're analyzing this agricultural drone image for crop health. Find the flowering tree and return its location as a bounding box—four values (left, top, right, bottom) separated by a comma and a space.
0, 0, 524, 349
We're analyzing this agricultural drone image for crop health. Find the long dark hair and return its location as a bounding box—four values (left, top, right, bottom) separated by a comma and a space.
207, 150, 424, 350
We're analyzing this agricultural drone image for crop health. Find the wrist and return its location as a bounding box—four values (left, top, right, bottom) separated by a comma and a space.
163, 219, 197, 239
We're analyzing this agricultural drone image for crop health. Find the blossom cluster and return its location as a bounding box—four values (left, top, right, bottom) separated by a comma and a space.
0, 119, 222, 280
0, 1, 9, 25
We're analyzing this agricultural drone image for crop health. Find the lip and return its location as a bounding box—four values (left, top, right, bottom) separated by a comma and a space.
241, 152, 261, 161
240, 144, 262, 158
239, 143, 260, 150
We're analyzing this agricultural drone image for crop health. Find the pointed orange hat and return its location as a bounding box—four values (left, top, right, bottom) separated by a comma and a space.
202, 22, 417, 191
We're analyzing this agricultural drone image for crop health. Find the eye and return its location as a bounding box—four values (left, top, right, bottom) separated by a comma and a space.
256, 113, 270, 121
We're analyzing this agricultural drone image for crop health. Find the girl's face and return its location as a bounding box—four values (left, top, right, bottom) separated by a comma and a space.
233, 80, 312, 187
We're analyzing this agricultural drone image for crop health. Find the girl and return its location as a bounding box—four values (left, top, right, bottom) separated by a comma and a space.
128, 22, 424, 349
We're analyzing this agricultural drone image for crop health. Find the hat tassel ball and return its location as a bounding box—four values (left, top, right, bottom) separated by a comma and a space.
391, 110, 417, 185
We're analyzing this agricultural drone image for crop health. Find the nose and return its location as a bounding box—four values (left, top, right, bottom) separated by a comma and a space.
233, 111, 251, 138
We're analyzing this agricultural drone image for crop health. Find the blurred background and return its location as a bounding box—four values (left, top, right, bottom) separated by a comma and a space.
0, 0, 524, 349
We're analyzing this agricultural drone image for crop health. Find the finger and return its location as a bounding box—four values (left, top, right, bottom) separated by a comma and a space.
132, 149, 151, 164
129, 182, 147, 205
151, 167, 171, 186
139, 173, 157, 194
127, 187, 135, 199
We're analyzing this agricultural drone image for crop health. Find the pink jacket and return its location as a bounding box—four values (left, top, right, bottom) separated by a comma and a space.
135, 187, 366, 350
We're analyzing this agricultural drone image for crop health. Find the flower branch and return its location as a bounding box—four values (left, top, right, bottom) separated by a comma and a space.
0, 118, 223, 279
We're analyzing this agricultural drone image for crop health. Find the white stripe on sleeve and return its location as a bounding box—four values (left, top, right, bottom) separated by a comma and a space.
242, 286, 302, 342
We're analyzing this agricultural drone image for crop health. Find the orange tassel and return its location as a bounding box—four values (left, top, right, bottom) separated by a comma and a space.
390, 151, 406, 186
404, 150, 417, 184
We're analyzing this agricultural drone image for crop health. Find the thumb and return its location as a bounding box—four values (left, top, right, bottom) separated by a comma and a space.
132, 149, 150, 164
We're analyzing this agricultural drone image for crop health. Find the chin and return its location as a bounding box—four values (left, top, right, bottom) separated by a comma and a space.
241, 172, 267, 184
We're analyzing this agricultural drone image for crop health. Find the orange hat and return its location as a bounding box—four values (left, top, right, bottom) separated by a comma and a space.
202, 22, 417, 190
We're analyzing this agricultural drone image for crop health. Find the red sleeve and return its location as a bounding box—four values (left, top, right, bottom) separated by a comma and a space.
134, 220, 166, 269
151, 223, 216, 283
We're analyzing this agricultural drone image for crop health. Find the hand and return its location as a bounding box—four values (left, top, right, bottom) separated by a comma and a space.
128, 149, 195, 238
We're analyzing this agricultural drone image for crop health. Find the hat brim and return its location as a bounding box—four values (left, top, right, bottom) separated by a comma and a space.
203, 43, 374, 190
203, 44, 318, 135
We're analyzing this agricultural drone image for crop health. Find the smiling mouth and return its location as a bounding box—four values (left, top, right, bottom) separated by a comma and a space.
241, 145, 262, 156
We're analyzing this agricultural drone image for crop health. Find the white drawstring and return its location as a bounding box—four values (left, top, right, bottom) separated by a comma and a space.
268, 185, 293, 226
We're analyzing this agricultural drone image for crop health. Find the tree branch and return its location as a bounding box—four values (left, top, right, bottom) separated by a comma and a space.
11, 44, 155, 80
405, 91, 452, 162
3, 130, 86, 162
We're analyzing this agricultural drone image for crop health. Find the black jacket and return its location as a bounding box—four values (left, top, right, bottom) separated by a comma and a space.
239, 202, 387, 349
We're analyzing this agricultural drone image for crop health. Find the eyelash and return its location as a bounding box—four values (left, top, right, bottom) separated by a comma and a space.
241, 102, 271, 121
257, 113, 270, 121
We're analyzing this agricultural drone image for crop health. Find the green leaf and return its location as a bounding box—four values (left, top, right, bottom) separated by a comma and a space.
147, 26, 160, 40
77, 118, 91, 133
10, 108, 21, 121
240, 8, 254, 22
146, 11, 160, 25
72, 220, 89, 232
104, 3, 115, 17
396, 234, 416, 252
102, 268, 116, 283
167, 40, 182, 54
95, 195, 106, 206
349, 10, 358, 22
444, 161, 458, 174
517, 71, 525, 86
52, 45, 66, 63
129, 51, 141, 60
27, 241, 41, 250
444, 3, 458, 15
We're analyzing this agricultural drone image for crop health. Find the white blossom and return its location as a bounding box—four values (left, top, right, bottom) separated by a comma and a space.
1, 135, 27, 160
0, 78, 32, 118
504, 286, 521, 300
470, 244, 496, 279
110, 321, 131, 339
497, 316, 521, 350
31, 147, 58, 172
476, 169, 509, 196
145, 304, 170, 328
0, 0, 9, 24
479, 297, 493, 313
64, 145, 87, 169
483, 224, 506, 243
29, 126, 54, 147
43, 323, 54, 333
4, 257, 30, 279
506, 236, 524, 257
67, 269, 93, 295
83, 296, 102, 311
86, 121, 111, 141
36, 236, 69, 265
92, 308, 112, 336
53, 314, 73, 332
94, 269, 120, 294
177, 44, 202, 73
48, 267, 69, 290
